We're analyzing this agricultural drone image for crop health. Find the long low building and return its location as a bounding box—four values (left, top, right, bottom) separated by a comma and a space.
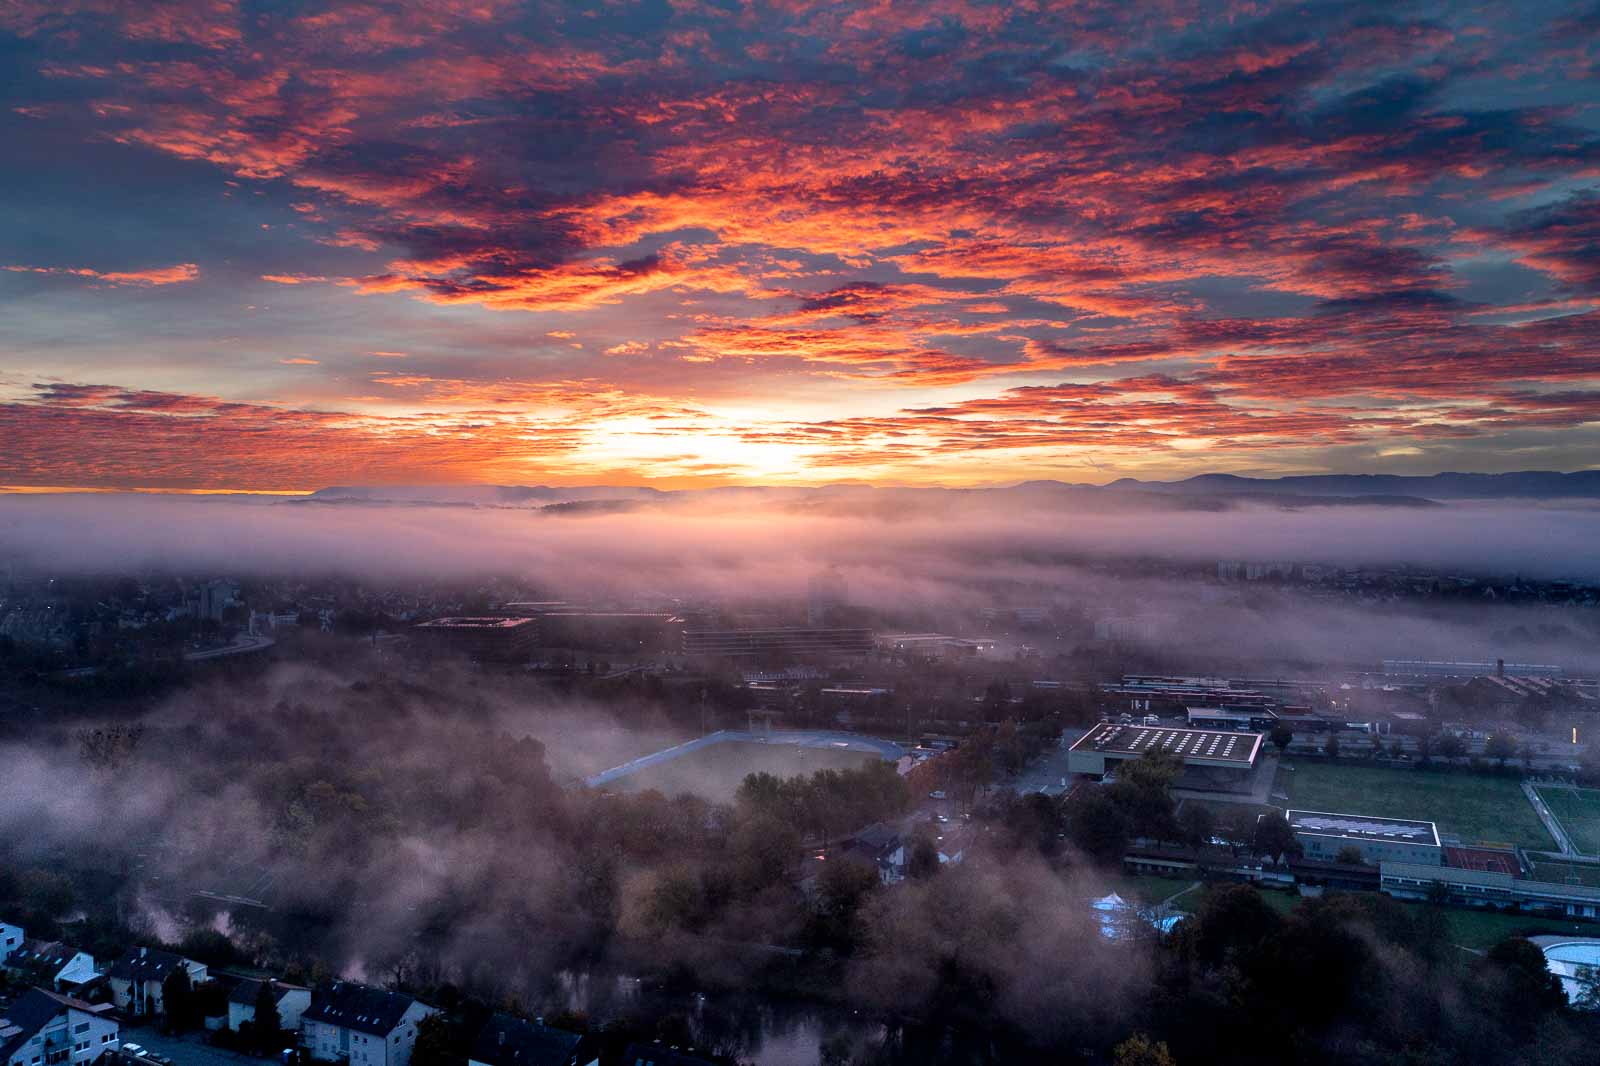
682, 627, 873, 659
1068, 724, 1264, 787
1381, 862, 1600, 919
1287, 809, 1442, 866
412, 617, 539, 661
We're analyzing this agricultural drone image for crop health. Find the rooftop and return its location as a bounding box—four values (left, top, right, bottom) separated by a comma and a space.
1288, 810, 1440, 846
415, 617, 536, 630
469, 1014, 584, 1066
1070, 723, 1263, 767
303, 982, 419, 1037
109, 946, 193, 983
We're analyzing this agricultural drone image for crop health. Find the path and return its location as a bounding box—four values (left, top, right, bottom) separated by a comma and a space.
1525, 781, 1578, 857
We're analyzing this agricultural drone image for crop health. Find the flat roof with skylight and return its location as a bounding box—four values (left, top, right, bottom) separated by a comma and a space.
1067, 723, 1263, 772
1287, 810, 1440, 846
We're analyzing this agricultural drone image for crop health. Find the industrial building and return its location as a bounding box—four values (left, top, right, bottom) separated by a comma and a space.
1187, 706, 1280, 731
878, 633, 992, 659
1067, 723, 1263, 790
1381, 659, 1563, 679
1101, 675, 1279, 715
1286, 810, 1443, 867
412, 617, 539, 662
681, 627, 873, 660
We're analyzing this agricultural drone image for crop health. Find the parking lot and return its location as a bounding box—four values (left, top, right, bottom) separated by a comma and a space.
121, 1027, 282, 1066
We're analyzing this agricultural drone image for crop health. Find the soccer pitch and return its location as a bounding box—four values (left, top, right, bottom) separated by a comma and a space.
1535, 786, 1600, 855
1279, 761, 1553, 849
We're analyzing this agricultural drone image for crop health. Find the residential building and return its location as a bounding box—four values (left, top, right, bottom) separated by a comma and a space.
467, 1014, 596, 1066
839, 823, 906, 885
3, 941, 98, 993
226, 980, 311, 1035
619, 1044, 716, 1066
300, 982, 435, 1066
0, 988, 120, 1066
106, 948, 208, 1017
0, 923, 22, 964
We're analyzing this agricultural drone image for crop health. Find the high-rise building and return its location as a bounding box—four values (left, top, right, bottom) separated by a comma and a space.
807, 568, 848, 626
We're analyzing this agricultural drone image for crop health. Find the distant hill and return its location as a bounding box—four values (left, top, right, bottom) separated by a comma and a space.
1101, 470, 1600, 499
289, 479, 1452, 513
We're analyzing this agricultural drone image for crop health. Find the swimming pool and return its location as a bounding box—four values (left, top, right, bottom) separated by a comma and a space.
1542, 940, 1600, 1005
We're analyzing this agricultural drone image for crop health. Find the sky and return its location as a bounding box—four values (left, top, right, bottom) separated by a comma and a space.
0, 0, 1598, 492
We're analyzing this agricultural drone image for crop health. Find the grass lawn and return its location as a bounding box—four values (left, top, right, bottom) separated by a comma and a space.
1278, 761, 1552, 850
1441, 907, 1599, 951
1099, 872, 1197, 907
1535, 786, 1600, 855
618, 740, 877, 801
1217, 887, 1599, 950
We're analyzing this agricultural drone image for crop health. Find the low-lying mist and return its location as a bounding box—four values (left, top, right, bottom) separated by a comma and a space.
1, 492, 1597, 585
3, 492, 1598, 672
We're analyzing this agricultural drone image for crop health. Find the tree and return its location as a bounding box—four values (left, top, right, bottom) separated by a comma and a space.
410, 1014, 458, 1066
1435, 733, 1466, 760
1335, 845, 1365, 865
1269, 723, 1294, 752
160, 966, 195, 1032
1108, 748, 1182, 841
1113, 1033, 1177, 1066
1252, 811, 1301, 859
1485, 733, 1517, 767
250, 982, 283, 1053
1322, 734, 1341, 759
1178, 803, 1215, 849
906, 832, 940, 879
1065, 788, 1129, 864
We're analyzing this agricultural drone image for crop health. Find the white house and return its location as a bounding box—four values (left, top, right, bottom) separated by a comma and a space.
0, 988, 120, 1066
227, 980, 311, 1035
0, 923, 24, 964
106, 948, 209, 1017
2, 940, 98, 993
300, 983, 436, 1066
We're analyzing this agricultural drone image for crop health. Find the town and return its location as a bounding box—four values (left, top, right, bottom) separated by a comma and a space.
5, 556, 1600, 1065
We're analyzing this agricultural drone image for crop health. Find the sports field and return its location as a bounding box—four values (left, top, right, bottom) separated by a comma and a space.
1526, 858, 1600, 888
1535, 785, 1600, 855
617, 740, 878, 801
1278, 761, 1553, 850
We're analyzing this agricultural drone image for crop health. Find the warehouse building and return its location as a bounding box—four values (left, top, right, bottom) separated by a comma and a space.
1067, 723, 1264, 790
681, 627, 873, 660
412, 617, 539, 662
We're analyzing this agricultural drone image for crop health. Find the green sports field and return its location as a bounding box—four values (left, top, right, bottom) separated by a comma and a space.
1535, 786, 1600, 855
1278, 761, 1553, 850
1526, 858, 1600, 888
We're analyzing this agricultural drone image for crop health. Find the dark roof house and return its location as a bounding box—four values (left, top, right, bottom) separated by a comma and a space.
468, 1015, 590, 1066
303, 983, 418, 1037
108, 947, 193, 984
0, 989, 113, 1063
620, 1045, 717, 1066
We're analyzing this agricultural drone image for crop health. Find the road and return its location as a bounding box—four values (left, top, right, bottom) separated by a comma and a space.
1010, 736, 1075, 796
1525, 781, 1579, 856
185, 633, 276, 661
